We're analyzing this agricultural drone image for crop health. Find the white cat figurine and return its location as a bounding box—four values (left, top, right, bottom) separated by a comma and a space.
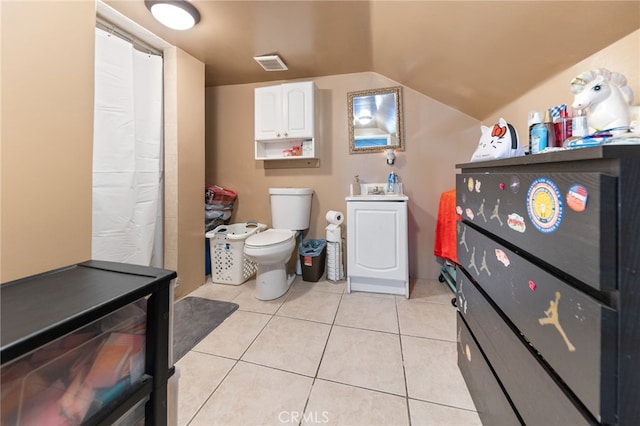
470, 117, 524, 162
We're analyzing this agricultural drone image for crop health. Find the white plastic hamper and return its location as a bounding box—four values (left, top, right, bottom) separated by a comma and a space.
205, 222, 266, 285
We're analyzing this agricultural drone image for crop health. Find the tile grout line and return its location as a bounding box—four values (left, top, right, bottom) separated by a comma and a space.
299, 285, 346, 425
396, 294, 413, 426
183, 279, 477, 425
184, 289, 285, 425
184, 356, 239, 426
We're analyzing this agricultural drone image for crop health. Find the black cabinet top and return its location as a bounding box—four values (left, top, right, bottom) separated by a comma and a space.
1, 260, 176, 364
457, 145, 640, 170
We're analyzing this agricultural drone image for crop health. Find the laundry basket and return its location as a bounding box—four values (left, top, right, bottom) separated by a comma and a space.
205, 222, 266, 285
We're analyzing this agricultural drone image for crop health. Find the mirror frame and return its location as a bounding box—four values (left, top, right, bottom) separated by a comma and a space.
347, 86, 404, 154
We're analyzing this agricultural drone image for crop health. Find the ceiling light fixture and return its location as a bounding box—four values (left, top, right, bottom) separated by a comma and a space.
144, 0, 201, 30
357, 115, 372, 125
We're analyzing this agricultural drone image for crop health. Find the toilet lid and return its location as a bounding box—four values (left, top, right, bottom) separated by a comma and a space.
245, 229, 295, 247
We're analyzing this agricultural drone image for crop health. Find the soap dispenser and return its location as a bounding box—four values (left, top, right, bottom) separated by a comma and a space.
352, 175, 361, 196
387, 171, 397, 193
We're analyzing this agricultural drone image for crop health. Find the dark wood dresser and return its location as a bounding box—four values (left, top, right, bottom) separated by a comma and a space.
454, 146, 640, 425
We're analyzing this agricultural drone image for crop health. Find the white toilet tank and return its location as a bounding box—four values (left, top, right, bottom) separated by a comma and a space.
269, 188, 313, 230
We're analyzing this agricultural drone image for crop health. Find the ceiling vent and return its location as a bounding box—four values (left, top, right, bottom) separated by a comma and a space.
253, 55, 288, 72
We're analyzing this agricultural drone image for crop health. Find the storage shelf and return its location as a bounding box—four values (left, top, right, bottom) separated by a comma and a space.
256, 137, 312, 144
0, 260, 176, 426
255, 82, 317, 162
255, 138, 315, 161
256, 155, 316, 161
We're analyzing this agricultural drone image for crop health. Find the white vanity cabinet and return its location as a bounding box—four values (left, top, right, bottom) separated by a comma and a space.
346, 194, 409, 298
254, 81, 316, 160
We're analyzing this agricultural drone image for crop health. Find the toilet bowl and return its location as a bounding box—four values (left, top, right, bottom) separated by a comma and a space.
243, 187, 313, 300
244, 229, 296, 300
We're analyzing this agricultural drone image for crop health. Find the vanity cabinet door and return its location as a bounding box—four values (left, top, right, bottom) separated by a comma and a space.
347, 200, 408, 287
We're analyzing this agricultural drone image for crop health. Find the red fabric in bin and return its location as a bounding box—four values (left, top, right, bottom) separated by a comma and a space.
434, 189, 460, 264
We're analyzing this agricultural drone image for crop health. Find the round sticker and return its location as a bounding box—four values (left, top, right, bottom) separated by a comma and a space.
465, 344, 471, 362
467, 177, 474, 192
566, 184, 589, 212
527, 178, 563, 233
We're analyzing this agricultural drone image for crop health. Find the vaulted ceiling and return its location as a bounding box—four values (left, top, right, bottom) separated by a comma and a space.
104, 1, 640, 120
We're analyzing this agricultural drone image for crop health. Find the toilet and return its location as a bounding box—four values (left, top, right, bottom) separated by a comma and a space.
244, 188, 313, 300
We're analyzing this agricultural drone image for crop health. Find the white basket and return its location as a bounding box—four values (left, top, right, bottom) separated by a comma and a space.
205, 222, 266, 285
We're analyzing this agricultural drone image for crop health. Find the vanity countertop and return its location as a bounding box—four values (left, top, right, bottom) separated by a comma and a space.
345, 194, 408, 202
346, 182, 408, 201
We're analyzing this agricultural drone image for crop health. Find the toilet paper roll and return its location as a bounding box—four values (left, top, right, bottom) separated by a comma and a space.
326, 224, 342, 242
326, 210, 344, 225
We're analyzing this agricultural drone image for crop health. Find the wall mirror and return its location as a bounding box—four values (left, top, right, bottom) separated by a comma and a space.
347, 86, 404, 154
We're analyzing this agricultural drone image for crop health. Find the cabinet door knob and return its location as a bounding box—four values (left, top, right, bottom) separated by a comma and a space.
284, 132, 288, 137
277, 133, 281, 137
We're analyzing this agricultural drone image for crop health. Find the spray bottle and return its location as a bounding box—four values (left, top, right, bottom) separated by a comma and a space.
528, 111, 546, 154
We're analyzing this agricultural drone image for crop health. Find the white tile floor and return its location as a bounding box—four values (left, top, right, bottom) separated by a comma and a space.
172, 276, 481, 426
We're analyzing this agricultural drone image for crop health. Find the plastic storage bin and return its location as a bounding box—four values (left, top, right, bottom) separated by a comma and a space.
299, 239, 327, 282
206, 222, 266, 285
0, 300, 147, 425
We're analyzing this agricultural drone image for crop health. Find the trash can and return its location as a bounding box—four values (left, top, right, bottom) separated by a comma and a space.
299, 239, 327, 282
205, 222, 266, 285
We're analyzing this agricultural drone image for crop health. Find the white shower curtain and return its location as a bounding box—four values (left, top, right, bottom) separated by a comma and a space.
92, 28, 164, 267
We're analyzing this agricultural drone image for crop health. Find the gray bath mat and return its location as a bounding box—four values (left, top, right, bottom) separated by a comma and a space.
173, 296, 239, 362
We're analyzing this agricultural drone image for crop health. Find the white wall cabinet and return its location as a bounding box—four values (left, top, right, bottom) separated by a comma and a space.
346, 196, 409, 297
254, 81, 316, 160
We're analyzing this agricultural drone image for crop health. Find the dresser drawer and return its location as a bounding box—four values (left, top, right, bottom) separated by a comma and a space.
457, 314, 521, 426
456, 270, 597, 425
457, 223, 616, 423
456, 172, 616, 291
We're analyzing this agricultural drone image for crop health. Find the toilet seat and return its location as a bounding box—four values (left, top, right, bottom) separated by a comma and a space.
245, 229, 295, 248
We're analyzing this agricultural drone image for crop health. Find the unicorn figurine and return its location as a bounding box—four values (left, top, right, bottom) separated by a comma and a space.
571, 68, 639, 134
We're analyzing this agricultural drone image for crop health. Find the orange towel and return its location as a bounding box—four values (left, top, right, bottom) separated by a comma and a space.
434, 189, 460, 264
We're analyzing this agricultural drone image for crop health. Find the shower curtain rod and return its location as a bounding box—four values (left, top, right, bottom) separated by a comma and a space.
96, 17, 163, 57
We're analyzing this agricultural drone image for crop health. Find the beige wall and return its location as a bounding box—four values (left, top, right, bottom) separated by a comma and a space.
1, 0, 96, 282
486, 30, 640, 144
206, 27, 639, 282
2, 0, 634, 289
165, 47, 206, 299
206, 73, 479, 280
1, 2, 206, 295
